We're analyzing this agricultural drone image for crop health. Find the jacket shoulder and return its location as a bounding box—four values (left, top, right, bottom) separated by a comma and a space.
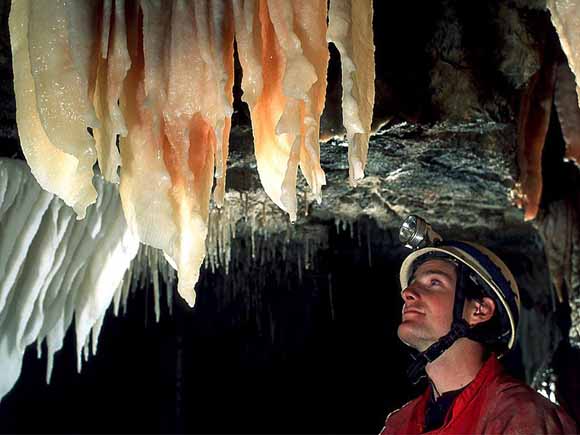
484, 376, 578, 434
380, 397, 421, 435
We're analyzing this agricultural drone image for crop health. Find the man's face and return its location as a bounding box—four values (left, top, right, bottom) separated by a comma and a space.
397, 259, 457, 352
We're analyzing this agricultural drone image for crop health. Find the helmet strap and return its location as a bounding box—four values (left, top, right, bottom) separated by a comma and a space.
407, 320, 470, 384
453, 263, 468, 323
406, 263, 471, 384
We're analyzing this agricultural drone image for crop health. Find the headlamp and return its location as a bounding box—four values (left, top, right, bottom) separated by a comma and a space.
399, 215, 442, 250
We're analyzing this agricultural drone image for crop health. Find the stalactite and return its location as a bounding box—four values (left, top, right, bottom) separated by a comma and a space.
328, 273, 335, 321
515, 45, 556, 221
91, 314, 105, 357
366, 220, 373, 268
297, 250, 303, 284
121, 267, 132, 315
327, 0, 375, 185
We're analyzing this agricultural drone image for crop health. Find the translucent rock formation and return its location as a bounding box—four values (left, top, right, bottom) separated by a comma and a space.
9, 0, 375, 305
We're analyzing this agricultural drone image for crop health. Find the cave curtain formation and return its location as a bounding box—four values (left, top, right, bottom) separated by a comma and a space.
8, 0, 374, 307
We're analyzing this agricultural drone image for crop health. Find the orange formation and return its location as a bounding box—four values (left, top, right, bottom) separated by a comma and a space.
234, 0, 329, 221
517, 0, 580, 221
117, 0, 235, 306
516, 53, 556, 222
10, 0, 375, 306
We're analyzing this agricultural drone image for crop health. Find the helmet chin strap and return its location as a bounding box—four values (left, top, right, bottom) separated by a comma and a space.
406, 263, 471, 384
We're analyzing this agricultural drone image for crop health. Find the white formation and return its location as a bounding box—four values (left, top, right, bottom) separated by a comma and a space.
9, 0, 99, 219
9, 0, 375, 307
0, 158, 139, 402
327, 0, 375, 185
0, 157, 341, 402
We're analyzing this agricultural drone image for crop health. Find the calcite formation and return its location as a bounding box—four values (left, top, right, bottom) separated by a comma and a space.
0, 158, 138, 401
9, 0, 375, 306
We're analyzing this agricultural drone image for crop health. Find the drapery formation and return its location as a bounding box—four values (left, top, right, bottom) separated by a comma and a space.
9, 0, 375, 306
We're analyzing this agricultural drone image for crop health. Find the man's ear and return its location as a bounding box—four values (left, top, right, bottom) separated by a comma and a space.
465, 296, 496, 326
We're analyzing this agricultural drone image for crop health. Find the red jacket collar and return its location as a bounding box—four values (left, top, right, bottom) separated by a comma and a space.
406, 354, 502, 433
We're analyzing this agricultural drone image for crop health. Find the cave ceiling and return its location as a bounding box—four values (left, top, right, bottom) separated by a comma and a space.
0, 0, 552, 236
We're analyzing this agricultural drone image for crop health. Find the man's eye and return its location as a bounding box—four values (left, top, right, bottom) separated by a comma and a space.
430, 279, 442, 286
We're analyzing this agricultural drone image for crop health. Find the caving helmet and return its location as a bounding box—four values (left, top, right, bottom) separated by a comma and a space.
398, 215, 521, 382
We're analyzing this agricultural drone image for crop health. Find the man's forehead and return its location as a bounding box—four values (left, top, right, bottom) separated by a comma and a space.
413, 258, 457, 278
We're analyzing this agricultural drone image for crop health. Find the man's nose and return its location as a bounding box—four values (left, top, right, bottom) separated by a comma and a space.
401, 285, 418, 301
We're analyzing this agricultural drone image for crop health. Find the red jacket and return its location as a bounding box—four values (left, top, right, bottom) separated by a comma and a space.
381, 356, 578, 434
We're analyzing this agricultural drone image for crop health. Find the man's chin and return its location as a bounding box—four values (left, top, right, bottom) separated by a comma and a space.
397, 325, 416, 348
397, 325, 429, 352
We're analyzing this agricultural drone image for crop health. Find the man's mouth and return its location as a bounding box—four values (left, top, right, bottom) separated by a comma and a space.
402, 306, 424, 316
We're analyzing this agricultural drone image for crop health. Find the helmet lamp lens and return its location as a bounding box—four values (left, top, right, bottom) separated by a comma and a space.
399, 215, 426, 249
